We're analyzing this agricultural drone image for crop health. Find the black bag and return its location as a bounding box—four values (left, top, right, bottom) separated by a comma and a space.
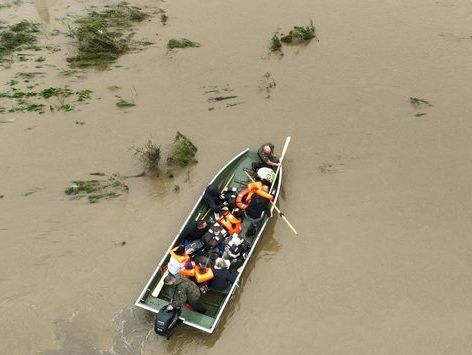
202, 225, 227, 249
154, 305, 182, 339
187, 239, 205, 255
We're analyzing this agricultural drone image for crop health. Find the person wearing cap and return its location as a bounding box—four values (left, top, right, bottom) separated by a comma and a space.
164, 275, 206, 314
258, 143, 280, 169
209, 258, 241, 291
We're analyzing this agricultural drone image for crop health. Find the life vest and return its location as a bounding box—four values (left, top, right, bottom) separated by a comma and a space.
218, 212, 242, 235
195, 267, 214, 283
180, 264, 196, 277
169, 247, 190, 264
235, 181, 273, 210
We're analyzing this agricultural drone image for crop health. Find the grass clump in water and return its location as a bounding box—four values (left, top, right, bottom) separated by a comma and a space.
280, 20, 317, 43
0, 21, 40, 60
270, 34, 282, 52
132, 139, 161, 174
167, 131, 197, 167
116, 97, 135, 107
167, 38, 200, 49
67, 4, 149, 69
64, 173, 128, 203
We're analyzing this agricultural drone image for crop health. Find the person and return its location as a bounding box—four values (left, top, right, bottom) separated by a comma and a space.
209, 258, 241, 291
167, 246, 191, 276
257, 143, 280, 169
245, 185, 272, 236
203, 184, 228, 213
181, 220, 208, 243
164, 275, 207, 314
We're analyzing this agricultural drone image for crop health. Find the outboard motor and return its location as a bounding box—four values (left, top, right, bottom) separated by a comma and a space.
154, 305, 182, 340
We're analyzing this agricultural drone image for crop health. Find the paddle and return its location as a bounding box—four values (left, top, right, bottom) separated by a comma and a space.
244, 170, 299, 236
270, 136, 291, 194
151, 269, 169, 297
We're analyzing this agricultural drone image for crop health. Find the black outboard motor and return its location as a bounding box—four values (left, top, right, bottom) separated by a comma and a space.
154, 305, 182, 340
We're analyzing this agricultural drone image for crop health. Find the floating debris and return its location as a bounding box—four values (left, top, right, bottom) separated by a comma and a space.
0, 21, 41, 61
167, 38, 201, 49
259, 72, 276, 98
64, 173, 128, 204
22, 187, 43, 196
270, 34, 282, 52
280, 20, 317, 43
208, 95, 237, 102
410, 97, 432, 108
415, 113, 427, 117
67, 4, 149, 68
132, 139, 161, 174
167, 131, 198, 167
161, 13, 168, 25
173, 184, 180, 192
116, 97, 135, 107
35, 56, 45, 62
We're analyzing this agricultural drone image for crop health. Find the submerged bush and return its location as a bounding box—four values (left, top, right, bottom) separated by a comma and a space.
270, 34, 282, 52
0, 21, 40, 59
132, 139, 161, 174
167, 38, 200, 49
64, 173, 128, 203
67, 4, 149, 68
167, 132, 197, 167
280, 20, 316, 43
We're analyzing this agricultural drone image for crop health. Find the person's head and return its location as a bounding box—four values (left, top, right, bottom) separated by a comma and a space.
261, 185, 269, 193
164, 275, 176, 285
214, 258, 228, 270
263, 145, 272, 154
174, 245, 185, 255
196, 220, 207, 229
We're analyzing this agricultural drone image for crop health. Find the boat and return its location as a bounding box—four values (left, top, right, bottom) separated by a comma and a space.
135, 147, 283, 334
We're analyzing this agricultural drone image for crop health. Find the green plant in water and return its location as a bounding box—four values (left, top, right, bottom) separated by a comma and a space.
77, 89, 92, 101
0, 21, 40, 60
116, 97, 135, 107
167, 131, 198, 167
270, 34, 282, 52
35, 56, 45, 62
161, 13, 168, 25
64, 173, 128, 203
132, 139, 161, 174
167, 38, 200, 49
280, 20, 316, 43
66, 4, 149, 68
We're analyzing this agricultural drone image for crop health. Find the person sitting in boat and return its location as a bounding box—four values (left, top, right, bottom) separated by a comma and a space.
253, 143, 280, 171
203, 184, 228, 213
209, 258, 241, 291
245, 185, 272, 237
181, 220, 208, 243
168, 246, 192, 277
164, 275, 207, 314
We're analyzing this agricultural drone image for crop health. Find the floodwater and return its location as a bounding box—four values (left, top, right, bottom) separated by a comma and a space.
1, 0, 472, 354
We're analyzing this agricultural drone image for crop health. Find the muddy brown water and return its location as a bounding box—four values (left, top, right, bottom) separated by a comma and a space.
2, 0, 472, 354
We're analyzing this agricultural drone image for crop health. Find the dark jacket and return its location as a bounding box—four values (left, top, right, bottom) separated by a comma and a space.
209, 268, 239, 290
246, 194, 271, 219
258, 143, 279, 165
171, 277, 201, 308
181, 220, 207, 242
203, 184, 226, 212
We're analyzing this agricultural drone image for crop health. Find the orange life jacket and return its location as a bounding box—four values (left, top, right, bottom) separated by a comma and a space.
180, 265, 196, 277
195, 267, 214, 283
236, 182, 273, 210
170, 247, 190, 264
218, 212, 242, 235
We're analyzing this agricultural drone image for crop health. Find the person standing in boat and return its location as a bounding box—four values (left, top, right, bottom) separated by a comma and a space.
245, 185, 273, 237
164, 275, 207, 314
258, 143, 280, 169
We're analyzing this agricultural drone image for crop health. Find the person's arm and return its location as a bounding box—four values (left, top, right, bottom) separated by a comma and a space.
170, 287, 185, 309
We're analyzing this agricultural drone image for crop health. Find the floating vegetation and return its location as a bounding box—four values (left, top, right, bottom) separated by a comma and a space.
15, 72, 46, 80
116, 97, 135, 107
208, 95, 237, 102
0, 0, 23, 9
173, 184, 180, 192
67, 4, 149, 69
64, 173, 128, 203
132, 139, 161, 174
167, 38, 201, 49
0, 21, 41, 61
0, 85, 93, 114
167, 131, 198, 167
414, 113, 427, 117
410, 97, 432, 108
270, 34, 282, 52
161, 13, 168, 25
280, 20, 317, 43
259, 72, 276, 99
35, 56, 45, 62
22, 186, 43, 196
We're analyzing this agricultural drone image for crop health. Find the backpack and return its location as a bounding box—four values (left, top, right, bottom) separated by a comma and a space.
202, 224, 227, 248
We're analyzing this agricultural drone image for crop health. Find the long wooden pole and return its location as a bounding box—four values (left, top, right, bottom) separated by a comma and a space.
270, 136, 291, 194
244, 170, 299, 236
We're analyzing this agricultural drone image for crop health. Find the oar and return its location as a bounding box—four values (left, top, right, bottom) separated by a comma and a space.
270, 136, 291, 194
244, 171, 299, 236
